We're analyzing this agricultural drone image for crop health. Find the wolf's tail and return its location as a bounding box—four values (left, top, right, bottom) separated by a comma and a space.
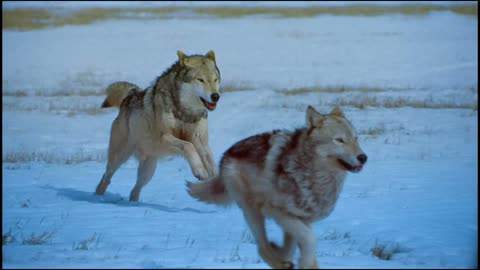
101, 81, 142, 108
187, 175, 233, 205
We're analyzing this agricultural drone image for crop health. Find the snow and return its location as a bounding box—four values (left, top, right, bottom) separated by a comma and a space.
2, 3, 478, 269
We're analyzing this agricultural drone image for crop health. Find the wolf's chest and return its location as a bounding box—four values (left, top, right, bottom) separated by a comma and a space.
170, 122, 198, 141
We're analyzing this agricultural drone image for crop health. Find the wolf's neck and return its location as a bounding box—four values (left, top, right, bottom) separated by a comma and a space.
153, 61, 181, 94
275, 129, 311, 175
285, 129, 316, 172
152, 63, 206, 123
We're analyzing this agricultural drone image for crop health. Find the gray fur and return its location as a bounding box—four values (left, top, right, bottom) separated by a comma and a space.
188, 106, 367, 269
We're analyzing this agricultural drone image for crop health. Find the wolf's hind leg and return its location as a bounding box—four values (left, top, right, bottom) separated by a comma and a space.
96, 119, 132, 195
240, 202, 293, 269
95, 146, 132, 195
270, 231, 297, 261
129, 157, 157, 202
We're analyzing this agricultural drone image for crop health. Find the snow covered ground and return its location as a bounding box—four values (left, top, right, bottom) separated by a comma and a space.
2, 2, 478, 269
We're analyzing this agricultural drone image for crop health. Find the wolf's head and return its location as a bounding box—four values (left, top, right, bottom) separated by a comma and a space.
176, 50, 221, 112
306, 106, 367, 173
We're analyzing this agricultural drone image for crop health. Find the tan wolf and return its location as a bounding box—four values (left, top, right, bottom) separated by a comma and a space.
188, 106, 367, 269
96, 50, 221, 202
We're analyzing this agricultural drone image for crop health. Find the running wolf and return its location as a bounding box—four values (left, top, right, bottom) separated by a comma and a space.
96, 50, 221, 202
188, 106, 367, 269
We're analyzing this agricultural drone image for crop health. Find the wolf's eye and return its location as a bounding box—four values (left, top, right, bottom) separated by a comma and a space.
197, 78, 205, 83
335, 138, 345, 143
214, 78, 218, 82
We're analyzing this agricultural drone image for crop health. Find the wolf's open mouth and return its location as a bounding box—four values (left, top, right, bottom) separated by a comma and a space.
200, 97, 217, 111
337, 159, 362, 173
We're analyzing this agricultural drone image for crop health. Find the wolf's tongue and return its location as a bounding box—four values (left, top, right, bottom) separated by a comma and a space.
200, 98, 217, 111
354, 165, 363, 171
206, 102, 216, 110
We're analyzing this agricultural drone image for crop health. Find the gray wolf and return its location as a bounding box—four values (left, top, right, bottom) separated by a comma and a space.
188, 106, 367, 269
96, 50, 221, 202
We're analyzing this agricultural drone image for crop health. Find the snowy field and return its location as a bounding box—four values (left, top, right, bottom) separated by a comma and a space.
2, 1, 478, 269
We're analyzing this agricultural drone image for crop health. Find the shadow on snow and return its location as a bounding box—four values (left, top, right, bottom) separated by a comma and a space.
40, 185, 217, 214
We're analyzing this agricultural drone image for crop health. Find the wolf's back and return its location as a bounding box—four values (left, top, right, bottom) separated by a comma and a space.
187, 176, 232, 205
101, 81, 142, 108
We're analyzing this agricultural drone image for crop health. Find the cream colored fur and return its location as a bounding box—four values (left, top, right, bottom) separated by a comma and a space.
96, 50, 221, 202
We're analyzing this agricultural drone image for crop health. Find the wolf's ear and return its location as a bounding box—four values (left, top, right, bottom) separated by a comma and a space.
330, 107, 345, 118
307, 105, 325, 129
206, 50, 216, 63
177, 50, 187, 65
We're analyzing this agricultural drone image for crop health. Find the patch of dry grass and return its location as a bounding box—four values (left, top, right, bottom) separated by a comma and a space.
58, 70, 105, 90
278, 86, 388, 96
3, 89, 105, 97
40, 89, 104, 97
2, 90, 29, 97
370, 240, 408, 261
358, 125, 386, 136
3, 150, 107, 164
64, 106, 107, 116
221, 81, 253, 93
2, 229, 16, 246
195, 4, 478, 18
2, 100, 108, 115
2, 8, 52, 30
3, 4, 477, 30
22, 230, 58, 245
3, 69, 106, 97
2, 7, 182, 30
335, 95, 478, 110
73, 233, 100, 250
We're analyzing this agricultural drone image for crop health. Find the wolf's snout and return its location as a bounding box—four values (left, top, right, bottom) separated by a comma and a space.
211, 93, 220, 102
357, 154, 367, 165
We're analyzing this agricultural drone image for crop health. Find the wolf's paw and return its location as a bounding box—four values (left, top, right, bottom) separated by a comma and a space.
282, 261, 294, 269
299, 259, 319, 269
95, 188, 105, 195
95, 183, 107, 195
206, 166, 218, 178
129, 193, 140, 202
192, 166, 209, 180
270, 242, 292, 260
269, 260, 294, 269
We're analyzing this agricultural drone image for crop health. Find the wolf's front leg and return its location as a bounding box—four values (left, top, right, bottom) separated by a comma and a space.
192, 121, 217, 178
204, 146, 218, 176
192, 138, 217, 178
162, 134, 208, 180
